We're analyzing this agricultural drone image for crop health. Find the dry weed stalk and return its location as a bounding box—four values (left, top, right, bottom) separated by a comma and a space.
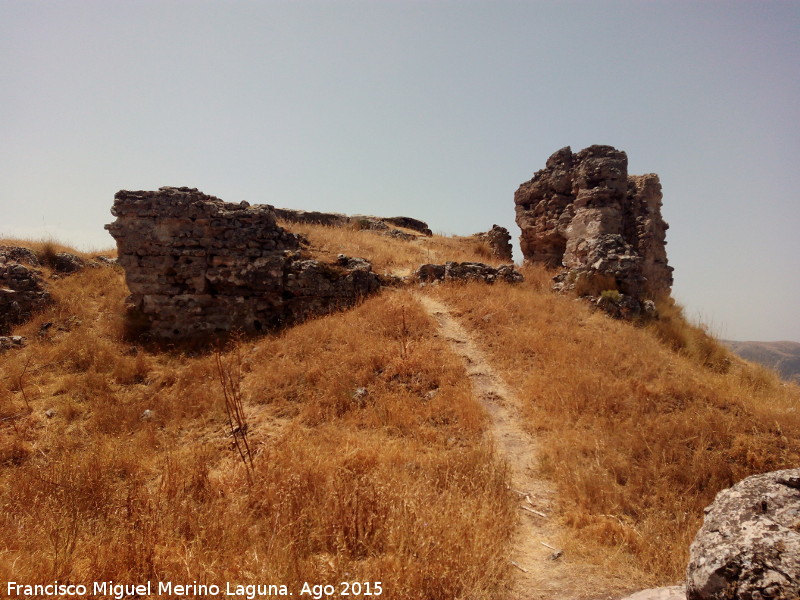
47, 493, 81, 579
17, 355, 33, 412
399, 306, 411, 359
215, 341, 255, 481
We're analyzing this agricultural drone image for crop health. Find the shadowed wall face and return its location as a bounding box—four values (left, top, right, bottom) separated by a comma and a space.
106, 187, 380, 339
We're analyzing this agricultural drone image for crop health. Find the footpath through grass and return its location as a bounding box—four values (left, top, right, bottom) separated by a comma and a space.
0, 256, 515, 599
430, 266, 800, 586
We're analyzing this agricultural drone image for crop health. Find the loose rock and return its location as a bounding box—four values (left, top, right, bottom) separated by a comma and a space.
0, 336, 27, 352
686, 468, 800, 600
620, 586, 686, 600
415, 261, 524, 285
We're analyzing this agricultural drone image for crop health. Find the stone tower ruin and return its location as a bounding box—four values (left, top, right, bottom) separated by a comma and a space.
514, 145, 673, 307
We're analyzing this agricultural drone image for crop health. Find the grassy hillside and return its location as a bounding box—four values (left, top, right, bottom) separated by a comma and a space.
1, 228, 798, 597
429, 273, 800, 583
723, 339, 800, 384
0, 237, 513, 599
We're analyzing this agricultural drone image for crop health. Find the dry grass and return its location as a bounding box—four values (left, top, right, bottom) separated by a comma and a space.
4, 231, 798, 595
0, 236, 115, 265
0, 240, 515, 598
280, 221, 509, 277
429, 264, 800, 586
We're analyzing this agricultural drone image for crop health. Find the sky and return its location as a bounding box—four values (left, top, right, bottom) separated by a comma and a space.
2, 0, 798, 342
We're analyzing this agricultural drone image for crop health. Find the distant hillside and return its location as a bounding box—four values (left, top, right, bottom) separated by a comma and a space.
723, 340, 800, 383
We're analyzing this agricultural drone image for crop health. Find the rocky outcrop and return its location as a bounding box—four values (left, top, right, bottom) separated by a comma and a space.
0, 248, 52, 335
386, 229, 417, 241
473, 225, 513, 262
382, 216, 432, 236
686, 468, 800, 600
94, 255, 118, 266
106, 187, 381, 340
515, 146, 672, 313
415, 262, 523, 285
275, 208, 433, 236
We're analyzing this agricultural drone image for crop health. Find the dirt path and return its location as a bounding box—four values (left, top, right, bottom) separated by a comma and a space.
417, 294, 619, 600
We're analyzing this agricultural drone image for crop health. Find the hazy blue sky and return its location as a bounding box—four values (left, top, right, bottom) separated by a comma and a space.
2, 1, 798, 342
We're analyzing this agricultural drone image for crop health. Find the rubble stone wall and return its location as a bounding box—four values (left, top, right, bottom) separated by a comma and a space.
473, 225, 513, 262
514, 145, 673, 302
415, 262, 523, 285
0, 248, 52, 336
106, 187, 381, 339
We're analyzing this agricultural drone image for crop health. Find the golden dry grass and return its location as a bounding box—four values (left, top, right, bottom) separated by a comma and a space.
0, 242, 515, 599
429, 264, 800, 586
3, 232, 798, 596
0, 236, 115, 265
278, 221, 508, 276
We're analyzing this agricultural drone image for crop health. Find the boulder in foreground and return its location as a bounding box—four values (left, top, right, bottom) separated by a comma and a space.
686, 468, 800, 600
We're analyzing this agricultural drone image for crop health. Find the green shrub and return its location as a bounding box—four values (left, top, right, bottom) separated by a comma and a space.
599, 289, 622, 303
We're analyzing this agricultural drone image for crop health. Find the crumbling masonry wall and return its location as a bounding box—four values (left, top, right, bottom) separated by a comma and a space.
0, 247, 52, 336
472, 225, 513, 262
106, 187, 381, 339
514, 145, 673, 302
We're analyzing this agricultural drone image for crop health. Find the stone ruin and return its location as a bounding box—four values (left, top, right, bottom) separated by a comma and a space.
515, 145, 673, 316
415, 261, 523, 285
106, 187, 382, 340
0, 246, 52, 337
472, 225, 513, 262
0, 245, 112, 349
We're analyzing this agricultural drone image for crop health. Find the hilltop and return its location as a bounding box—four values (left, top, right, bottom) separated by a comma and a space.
1, 218, 798, 599
1, 146, 797, 600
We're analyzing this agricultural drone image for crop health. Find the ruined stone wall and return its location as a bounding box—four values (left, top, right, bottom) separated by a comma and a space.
0, 247, 52, 336
473, 225, 513, 262
415, 261, 523, 285
515, 145, 673, 303
106, 187, 381, 339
